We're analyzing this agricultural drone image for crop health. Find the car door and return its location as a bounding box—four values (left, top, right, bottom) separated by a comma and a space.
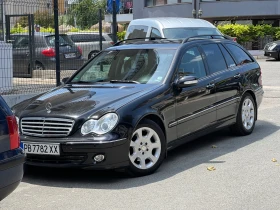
199, 43, 239, 125
11, 35, 30, 76
175, 46, 216, 139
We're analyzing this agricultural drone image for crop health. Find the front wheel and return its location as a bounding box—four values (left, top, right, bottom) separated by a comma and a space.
230, 93, 256, 136
127, 119, 166, 177
88, 50, 99, 60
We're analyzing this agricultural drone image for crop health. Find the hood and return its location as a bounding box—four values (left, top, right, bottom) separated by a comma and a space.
16, 83, 161, 119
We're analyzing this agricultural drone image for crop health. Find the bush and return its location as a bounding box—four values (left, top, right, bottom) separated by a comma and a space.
218, 24, 280, 44
117, 31, 126, 40
10, 24, 28, 34
16, 10, 54, 28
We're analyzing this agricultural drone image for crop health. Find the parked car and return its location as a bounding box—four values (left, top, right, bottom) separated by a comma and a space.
10, 33, 84, 77
0, 95, 25, 201
12, 37, 263, 176
67, 32, 114, 60
264, 41, 280, 60
125, 17, 236, 42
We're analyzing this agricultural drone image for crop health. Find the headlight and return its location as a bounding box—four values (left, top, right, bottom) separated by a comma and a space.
81, 113, 119, 135
268, 43, 277, 51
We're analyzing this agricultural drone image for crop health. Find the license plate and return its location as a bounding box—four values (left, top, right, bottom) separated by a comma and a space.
21, 142, 60, 155
65, 53, 76, 58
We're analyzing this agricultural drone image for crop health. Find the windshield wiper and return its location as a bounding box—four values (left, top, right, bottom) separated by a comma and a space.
70, 80, 105, 84
110, 80, 140, 84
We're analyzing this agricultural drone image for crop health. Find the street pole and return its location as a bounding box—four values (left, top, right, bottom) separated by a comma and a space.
54, 0, 61, 86
99, 9, 102, 51
112, 0, 117, 44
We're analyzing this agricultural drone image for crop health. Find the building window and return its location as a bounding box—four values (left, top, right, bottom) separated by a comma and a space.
155, 0, 165, 5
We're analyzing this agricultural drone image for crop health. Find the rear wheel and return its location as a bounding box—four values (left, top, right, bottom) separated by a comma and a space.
230, 93, 256, 136
35, 62, 45, 70
127, 119, 166, 177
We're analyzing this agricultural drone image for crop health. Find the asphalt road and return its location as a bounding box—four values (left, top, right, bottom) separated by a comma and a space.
1, 59, 280, 210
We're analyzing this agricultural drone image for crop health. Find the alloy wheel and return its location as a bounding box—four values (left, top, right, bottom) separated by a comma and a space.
241, 98, 255, 130
129, 127, 161, 170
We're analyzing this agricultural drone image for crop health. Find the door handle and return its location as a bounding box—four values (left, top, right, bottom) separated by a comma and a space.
234, 73, 241, 79
206, 83, 215, 89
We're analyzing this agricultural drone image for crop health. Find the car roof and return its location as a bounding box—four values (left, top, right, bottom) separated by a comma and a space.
106, 39, 234, 51
128, 17, 216, 29
11, 32, 65, 36
67, 32, 111, 35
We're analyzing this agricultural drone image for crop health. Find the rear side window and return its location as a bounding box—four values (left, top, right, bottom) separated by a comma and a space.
218, 44, 236, 68
200, 43, 227, 74
225, 44, 253, 65
70, 34, 106, 43
126, 25, 148, 39
11, 35, 29, 49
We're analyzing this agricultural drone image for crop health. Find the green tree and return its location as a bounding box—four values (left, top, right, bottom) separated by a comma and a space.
67, 0, 106, 29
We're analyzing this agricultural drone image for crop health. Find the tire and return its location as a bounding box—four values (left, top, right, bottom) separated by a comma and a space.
126, 119, 166, 177
230, 93, 256, 136
88, 51, 99, 60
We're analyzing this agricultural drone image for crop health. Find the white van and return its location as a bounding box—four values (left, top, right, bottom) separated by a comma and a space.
125, 17, 224, 40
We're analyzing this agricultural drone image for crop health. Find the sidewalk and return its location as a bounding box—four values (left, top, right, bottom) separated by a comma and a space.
249, 50, 268, 59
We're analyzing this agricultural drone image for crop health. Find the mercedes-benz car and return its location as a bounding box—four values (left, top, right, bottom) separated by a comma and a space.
264, 41, 280, 60
12, 37, 263, 176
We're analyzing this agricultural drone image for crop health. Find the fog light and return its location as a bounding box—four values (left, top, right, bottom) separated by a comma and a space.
94, 154, 105, 162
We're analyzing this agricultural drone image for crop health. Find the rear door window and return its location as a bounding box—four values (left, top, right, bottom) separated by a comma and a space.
70, 34, 106, 42
200, 43, 227, 74
225, 44, 253, 65
11, 35, 29, 49
126, 25, 148, 39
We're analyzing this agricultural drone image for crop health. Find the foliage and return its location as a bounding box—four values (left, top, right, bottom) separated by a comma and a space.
66, 0, 106, 29
117, 31, 126, 40
218, 24, 280, 44
10, 24, 54, 34
16, 10, 54, 28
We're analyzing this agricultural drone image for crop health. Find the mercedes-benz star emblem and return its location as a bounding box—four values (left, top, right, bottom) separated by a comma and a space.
46, 102, 52, 113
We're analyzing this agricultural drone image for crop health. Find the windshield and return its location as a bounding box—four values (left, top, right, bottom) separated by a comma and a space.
45, 35, 74, 46
69, 49, 176, 84
163, 27, 222, 39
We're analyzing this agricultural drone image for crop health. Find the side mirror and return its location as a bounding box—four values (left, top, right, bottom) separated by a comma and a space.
62, 77, 70, 84
176, 76, 198, 88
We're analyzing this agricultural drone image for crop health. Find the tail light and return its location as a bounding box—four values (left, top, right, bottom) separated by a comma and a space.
6, 115, 20, 150
77, 46, 83, 55
110, 41, 114, 45
42, 48, 56, 57
258, 68, 262, 86
233, 37, 237, 42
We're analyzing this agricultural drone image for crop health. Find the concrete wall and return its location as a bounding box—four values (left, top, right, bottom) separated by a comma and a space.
134, 0, 280, 20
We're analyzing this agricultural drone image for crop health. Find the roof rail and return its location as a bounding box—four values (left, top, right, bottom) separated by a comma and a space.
182, 35, 227, 44
114, 37, 167, 46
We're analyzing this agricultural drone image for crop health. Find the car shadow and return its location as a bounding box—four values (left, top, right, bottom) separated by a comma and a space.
22, 120, 279, 189
265, 59, 278, 62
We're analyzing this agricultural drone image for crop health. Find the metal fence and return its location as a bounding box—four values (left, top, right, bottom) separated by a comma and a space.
0, 0, 114, 95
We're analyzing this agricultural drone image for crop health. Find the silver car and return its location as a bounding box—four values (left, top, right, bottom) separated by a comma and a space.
67, 32, 114, 59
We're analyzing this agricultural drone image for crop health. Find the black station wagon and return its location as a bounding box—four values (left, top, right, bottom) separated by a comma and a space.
12, 37, 264, 176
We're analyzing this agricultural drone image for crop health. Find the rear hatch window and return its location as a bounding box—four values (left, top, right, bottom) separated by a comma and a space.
163, 27, 222, 39
45, 34, 74, 47
69, 34, 106, 43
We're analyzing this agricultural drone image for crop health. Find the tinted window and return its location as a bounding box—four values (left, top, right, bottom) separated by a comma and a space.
218, 44, 236, 68
150, 28, 162, 38
11, 35, 29, 49
163, 27, 221, 39
45, 35, 74, 46
70, 34, 106, 43
178, 47, 206, 79
127, 25, 148, 39
201, 44, 227, 74
225, 44, 253, 65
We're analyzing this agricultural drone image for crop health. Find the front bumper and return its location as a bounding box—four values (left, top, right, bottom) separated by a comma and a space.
0, 148, 25, 201
22, 137, 130, 170
264, 50, 278, 59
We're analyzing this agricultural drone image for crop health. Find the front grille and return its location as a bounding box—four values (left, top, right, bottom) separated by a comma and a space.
21, 117, 74, 137
26, 154, 87, 165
